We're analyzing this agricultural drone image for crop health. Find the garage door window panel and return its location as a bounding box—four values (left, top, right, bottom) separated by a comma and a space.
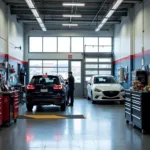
43, 60, 57, 67
86, 64, 98, 69
43, 68, 57, 75
99, 58, 111, 62
58, 60, 68, 67
29, 60, 42, 67
85, 58, 98, 62
29, 68, 42, 80
99, 64, 111, 69
86, 70, 98, 75
71, 61, 81, 83
99, 71, 111, 75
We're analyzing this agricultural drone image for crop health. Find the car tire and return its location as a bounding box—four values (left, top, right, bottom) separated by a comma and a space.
26, 104, 33, 112
61, 102, 66, 111
91, 92, 95, 104
92, 100, 96, 104
87, 96, 91, 100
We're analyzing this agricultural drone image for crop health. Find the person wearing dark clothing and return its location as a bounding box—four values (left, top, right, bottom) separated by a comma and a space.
67, 71, 75, 106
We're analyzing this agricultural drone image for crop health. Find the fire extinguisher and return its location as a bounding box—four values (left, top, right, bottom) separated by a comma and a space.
10, 65, 15, 73
124, 73, 128, 81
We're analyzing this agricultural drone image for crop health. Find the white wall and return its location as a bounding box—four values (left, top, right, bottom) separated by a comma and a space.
114, 0, 150, 61
0, 0, 7, 54
114, 16, 131, 60
0, 0, 24, 61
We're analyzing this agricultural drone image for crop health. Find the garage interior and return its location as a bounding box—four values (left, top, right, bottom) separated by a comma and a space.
0, 0, 150, 150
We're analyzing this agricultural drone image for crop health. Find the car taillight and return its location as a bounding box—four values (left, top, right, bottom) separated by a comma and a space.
26, 84, 35, 90
53, 85, 62, 90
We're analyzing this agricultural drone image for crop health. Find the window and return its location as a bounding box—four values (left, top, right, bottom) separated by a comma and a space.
99, 71, 111, 75
99, 37, 112, 45
58, 60, 68, 67
85, 77, 91, 81
29, 68, 42, 81
84, 37, 98, 52
43, 37, 57, 52
71, 61, 81, 83
86, 70, 98, 75
43, 68, 57, 75
94, 76, 117, 84
43, 60, 57, 67
31, 76, 59, 84
99, 37, 112, 52
29, 60, 42, 67
99, 58, 111, 62
99, 64, 111, 68
58, 37, 70, 52
58, 60, 68, 79
29, 37, 42, 52
71, 37, 83, 52
86, 64, 98, 69
85, 58, 98, 62
58, 68, 68, 79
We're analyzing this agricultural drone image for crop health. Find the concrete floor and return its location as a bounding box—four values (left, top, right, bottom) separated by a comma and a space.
0, 99, 150, 150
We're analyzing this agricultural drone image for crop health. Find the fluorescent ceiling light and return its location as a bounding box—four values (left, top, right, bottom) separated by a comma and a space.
112, 0, 124, 9
63, 14, 82, 18
95, 24, 104, 32
106, 10, 115, 18
95, 28, 99, 32
42, 27, 47, 31
39, 23, 45, 28
62, 3, 85, 7
31, 9, 40, 18
36, 17, 43, 24
62, 24, 78, 26
25, 0, 35, 8
101, 18, 108, 24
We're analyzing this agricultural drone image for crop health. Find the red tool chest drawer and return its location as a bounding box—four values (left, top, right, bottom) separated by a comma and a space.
2, 91, 19, 126
0, 96, 2, 126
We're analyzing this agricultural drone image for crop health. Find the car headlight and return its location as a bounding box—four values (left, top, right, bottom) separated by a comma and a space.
94, 88, 101, 92
121, 89, 125, 92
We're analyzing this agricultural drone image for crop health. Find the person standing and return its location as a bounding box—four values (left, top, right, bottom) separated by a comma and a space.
67, 71, 75, 106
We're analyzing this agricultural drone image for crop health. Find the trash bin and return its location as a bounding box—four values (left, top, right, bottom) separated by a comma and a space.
2, 91, 19, 126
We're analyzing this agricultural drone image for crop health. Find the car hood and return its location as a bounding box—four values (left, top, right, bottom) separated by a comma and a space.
93, 84, 123, 91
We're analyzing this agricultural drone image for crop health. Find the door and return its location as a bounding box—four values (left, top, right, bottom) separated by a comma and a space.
69, 60, 83, 97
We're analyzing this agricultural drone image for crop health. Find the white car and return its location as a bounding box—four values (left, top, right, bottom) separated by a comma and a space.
87, 75, 125, 103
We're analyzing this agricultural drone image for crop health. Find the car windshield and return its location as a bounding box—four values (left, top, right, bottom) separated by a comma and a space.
30, 76, 59, 84
94, 76, 117, 84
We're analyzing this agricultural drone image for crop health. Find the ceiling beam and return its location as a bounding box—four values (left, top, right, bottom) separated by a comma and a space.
18, 19, 121, 24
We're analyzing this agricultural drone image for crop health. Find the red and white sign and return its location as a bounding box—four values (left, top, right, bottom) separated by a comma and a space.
68, 55, 72, 59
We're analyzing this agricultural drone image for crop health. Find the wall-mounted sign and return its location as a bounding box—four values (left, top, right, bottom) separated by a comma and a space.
68, 55, 72, 59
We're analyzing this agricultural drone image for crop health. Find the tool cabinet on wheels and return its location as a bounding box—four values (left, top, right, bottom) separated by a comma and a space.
2, 91, 19, 126
125, 90, 150, 134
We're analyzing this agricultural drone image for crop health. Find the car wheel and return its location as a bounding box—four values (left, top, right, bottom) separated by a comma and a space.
26, 104, 33, 112
61, 102, 66, 111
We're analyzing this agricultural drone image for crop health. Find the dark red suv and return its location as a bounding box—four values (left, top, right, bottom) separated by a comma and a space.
26, 75, 67, 111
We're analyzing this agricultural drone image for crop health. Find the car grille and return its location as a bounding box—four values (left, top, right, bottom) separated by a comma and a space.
103, 91, 119, 97
102, 97, 120, 99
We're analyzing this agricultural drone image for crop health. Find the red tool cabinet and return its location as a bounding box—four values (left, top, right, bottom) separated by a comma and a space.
2, 91, 19, 126
0, 95, 2, 126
